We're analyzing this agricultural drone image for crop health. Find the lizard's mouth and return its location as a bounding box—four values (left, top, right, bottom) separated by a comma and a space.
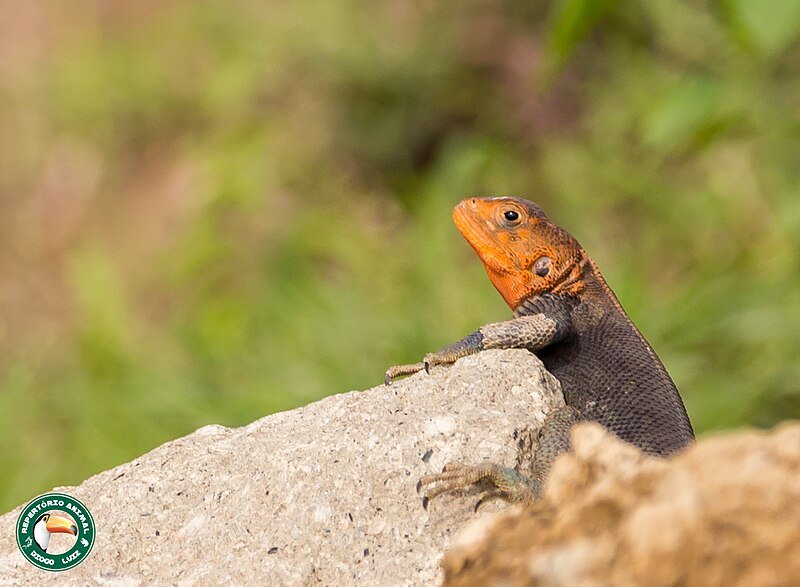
453, 201, 516, 274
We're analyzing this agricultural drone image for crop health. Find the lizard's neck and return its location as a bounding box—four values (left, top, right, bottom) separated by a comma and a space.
549, 255, 590, 297
512, 255, 607, 317
514, 293, 566, 317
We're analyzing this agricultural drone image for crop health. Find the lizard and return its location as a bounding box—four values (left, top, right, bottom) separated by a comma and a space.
385, 196, 694, 505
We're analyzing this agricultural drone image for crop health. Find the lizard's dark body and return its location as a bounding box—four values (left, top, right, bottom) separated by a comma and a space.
386, 196, 693, 503
521, 286, 693, 457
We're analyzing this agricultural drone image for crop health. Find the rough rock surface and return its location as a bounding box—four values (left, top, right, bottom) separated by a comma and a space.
443, 421, 800, 587
0, 349, 563, 586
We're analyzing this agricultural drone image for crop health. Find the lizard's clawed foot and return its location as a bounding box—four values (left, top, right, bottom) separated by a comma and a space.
384, 362, 426, 385
417, 461, 539, 510
384, 351, 462, 385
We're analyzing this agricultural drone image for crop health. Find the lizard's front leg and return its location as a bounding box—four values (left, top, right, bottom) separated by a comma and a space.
384, 332, 484, 384
384, 312, 569, 385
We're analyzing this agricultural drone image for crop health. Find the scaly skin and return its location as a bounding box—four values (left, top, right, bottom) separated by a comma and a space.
386, 196, 694, 505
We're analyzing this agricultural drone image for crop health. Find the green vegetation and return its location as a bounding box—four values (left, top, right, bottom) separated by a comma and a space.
1, 0, 799, 513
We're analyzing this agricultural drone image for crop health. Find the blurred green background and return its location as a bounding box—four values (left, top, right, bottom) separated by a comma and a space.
2, 0, 800, 513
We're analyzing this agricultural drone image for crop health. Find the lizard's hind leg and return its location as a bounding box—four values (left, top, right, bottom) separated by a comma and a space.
525, 406, 581, 486
417, 407, 580, 508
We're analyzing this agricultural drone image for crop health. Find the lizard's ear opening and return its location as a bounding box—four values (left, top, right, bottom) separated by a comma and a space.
533, 256, 552, 277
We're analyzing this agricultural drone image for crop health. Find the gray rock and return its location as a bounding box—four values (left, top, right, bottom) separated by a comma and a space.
0, 349, 563, 586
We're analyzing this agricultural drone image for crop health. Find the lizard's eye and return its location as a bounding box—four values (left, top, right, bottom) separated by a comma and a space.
533, 256, 552, 277
503, 210, 520, 222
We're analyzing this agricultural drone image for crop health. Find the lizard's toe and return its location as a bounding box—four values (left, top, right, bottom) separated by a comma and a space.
417, 462, 540, 508
383, 362, 426, 385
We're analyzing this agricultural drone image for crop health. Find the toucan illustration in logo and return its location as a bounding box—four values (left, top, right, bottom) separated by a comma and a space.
32, 513, 78, 552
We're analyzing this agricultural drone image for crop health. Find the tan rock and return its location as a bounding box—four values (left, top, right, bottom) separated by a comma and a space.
443, 421, 800, 587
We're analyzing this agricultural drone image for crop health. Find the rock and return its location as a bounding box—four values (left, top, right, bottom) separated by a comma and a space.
442, 421, 800, 587
0, 349, 564, 586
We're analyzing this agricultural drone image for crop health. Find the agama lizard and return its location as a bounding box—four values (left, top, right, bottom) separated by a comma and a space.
385, 196, 694, 504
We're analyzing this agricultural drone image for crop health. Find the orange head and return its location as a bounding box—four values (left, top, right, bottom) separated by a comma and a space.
453, 196, 586, 310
